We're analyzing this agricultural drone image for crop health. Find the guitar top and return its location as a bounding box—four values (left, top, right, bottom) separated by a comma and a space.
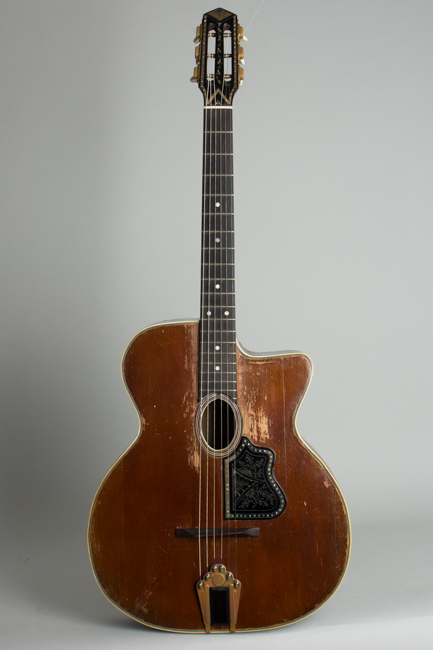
88, 7, 350, 633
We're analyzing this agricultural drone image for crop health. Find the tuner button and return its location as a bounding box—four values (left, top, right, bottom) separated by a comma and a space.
238, 46, 244, 64
195, 45, 201, 61
238, 26, 248, 42
190, 66, 199, 83
238, 66, 244, 82
193, 25, 201, 44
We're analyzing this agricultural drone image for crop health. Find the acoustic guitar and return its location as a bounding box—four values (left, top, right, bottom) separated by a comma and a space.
88, 7, 350, 633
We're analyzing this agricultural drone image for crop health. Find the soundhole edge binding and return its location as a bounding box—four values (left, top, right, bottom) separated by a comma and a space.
194, 394, 242, 458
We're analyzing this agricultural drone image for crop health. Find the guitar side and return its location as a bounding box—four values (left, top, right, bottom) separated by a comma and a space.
88, 320, 350, 633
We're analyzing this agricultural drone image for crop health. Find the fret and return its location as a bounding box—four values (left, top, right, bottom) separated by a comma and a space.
201, 304, 236, 311
203, 192, 234, 196
201, 245, 235, 250
200, 364, 237, 371
200, 361, 237, 368
200, 320, 236, 327
200, 380, 237, 386
200, 362, 236, 371
202, 230, 234, 238
200, 366, 237, 372
200, 352, 236, 356
200, 382, 237, 389
200, 378, 237, 383
200, 377, 236, 383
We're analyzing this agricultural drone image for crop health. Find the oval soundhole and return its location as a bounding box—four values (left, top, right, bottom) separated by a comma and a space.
201, 397, 237, 452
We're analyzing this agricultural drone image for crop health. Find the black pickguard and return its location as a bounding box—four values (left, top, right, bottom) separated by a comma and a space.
224, 437, 286, 519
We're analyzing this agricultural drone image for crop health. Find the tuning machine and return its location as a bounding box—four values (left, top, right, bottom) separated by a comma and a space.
238, 25, 248, 42
237, 26, 246, 83
191, 25, 201, 82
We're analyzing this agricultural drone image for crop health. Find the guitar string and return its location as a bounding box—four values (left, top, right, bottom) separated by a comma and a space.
230, 103, 237, 580
212, 92, 217, 567
220, 101, 224, 565
206, 72, 213, 572
219, 101, 224, 566
227, 103, 233, 572
220, 102, 230, 564
201, 71, 212, 577
207, 68, 213, 573
244, 0, 266, 33
198, 72, 210, 580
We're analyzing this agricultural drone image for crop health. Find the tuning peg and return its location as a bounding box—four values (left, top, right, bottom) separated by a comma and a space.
238, 66, 244, 82
190, 66, 199, 83
195, 45, 201, 62
194, 25, 201, 44
238, 26, 248, 42
238, 46, 244, 65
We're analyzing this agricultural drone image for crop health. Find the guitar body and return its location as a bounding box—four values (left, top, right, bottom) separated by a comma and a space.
88, 321, 350, 632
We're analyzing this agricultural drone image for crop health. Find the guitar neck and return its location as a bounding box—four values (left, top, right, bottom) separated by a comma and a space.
199, 106, 236, 400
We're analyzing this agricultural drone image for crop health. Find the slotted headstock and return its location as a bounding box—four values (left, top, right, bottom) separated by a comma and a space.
191, 8, 246, 106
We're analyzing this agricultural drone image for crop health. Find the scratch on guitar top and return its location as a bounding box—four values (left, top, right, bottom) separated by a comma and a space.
245, 388, 271, 443
187, 441, 200, 473
183, 323, 199, 372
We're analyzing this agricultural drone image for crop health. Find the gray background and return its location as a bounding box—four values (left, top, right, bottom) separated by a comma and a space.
1, 0, 432, 647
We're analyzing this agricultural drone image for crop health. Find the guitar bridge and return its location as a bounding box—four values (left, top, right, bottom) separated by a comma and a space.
196, 564, 241, 633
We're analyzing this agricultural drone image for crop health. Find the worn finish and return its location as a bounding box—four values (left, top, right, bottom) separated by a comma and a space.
88, 321, 350, 632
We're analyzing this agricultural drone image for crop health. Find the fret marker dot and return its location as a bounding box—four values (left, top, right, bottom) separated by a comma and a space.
216, 238, 220, 243
216, 284, 220, 289
224, 310, 229, 316
216, 366, 220, 371
215, 345, 220, 350
207, 311, 211, 316
215, 202, 220, 207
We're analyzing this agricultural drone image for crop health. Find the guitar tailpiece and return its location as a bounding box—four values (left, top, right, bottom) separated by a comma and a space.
196, 564, 241, 633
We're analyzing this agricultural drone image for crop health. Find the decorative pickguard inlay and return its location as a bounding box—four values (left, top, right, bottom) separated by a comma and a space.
224, 437, 286, 519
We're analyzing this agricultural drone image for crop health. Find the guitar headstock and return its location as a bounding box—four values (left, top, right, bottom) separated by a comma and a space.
191, 8, 246, 106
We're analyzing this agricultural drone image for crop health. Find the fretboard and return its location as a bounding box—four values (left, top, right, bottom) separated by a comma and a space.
199, 107, 236, 400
